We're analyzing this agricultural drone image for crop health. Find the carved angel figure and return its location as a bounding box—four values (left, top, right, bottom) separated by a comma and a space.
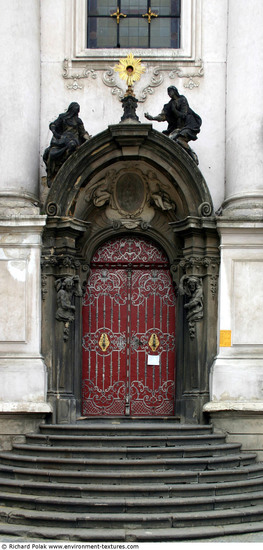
179, 275, 203, 338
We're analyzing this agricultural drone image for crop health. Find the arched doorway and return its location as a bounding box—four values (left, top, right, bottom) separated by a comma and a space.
42, 123, 219, 424
82, 236, 176, 416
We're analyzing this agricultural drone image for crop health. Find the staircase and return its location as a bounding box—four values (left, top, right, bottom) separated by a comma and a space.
1, 418, 263, 541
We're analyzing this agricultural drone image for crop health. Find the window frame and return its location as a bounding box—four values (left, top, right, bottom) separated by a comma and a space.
68, 0, 201, 64
86, 0, 181, 50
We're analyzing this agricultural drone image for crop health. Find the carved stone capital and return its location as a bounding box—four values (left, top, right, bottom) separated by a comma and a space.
179, 256, 219, 300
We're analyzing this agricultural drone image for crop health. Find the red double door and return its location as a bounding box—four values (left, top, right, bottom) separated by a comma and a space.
82, 237, 176, 416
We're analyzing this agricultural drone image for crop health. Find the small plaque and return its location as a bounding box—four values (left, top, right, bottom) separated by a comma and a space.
148, 355, 160, 366
220, 330, 231, 347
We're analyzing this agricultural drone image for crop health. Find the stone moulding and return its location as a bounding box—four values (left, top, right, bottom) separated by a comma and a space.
203, 401, 263, 413
0, 403, 52, 413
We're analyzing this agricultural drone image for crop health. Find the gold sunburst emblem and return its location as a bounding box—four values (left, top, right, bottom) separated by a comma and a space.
114, 52, 145, 88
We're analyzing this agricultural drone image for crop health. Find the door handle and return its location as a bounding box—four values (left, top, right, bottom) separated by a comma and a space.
131, 336, 143, 349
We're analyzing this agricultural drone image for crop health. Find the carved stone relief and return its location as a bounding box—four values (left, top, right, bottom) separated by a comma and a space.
55, 275, 82, 341
169, 62, 204, 90
102, 66, 164, 103
62, 58, 98, 90
62, 59, 204, 97
85, 166, 176, 229
179, 275, 204, 338
179, 256, 220, 300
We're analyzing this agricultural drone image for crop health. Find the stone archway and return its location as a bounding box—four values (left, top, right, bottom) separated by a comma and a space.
41, 123, 219, 424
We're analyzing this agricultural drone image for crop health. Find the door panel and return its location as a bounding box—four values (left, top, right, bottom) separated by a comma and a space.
82, 267, 128, 415
129, 268, 176, 416
82, 238, 176, 416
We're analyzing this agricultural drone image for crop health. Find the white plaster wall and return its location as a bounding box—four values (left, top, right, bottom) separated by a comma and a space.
0, 0, 40, 198
40, 0, 227, 212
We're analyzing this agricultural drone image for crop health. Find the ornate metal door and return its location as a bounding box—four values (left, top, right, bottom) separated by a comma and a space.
82, 237, 176, 416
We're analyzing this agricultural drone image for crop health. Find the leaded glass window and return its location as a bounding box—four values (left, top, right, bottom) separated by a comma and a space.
87, 0, 181, 49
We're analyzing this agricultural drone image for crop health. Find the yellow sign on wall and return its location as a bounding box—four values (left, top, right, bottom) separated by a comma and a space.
220, 330, 231, 347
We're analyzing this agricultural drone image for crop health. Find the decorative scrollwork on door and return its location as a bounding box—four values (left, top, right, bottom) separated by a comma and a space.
82, 237, 176, 416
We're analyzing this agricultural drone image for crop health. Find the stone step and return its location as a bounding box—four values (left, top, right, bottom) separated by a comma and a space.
1, 462, 263, 484
0, 451, 256, 471
1, 520, 263, 542
40, 423, 213, 437
11, 442, 242, 459
1, 489, 263, 514
77, 416, 181, 424
1, 504, 263, 529
2, 476, 263, 498
0, 418, 263, 541
26, 432, 226, 447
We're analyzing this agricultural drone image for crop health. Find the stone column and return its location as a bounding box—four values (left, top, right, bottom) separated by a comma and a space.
204, 1, 263, 451
224, 0, 263, 216
0, 1, 50, 446
0, 0, 41, 201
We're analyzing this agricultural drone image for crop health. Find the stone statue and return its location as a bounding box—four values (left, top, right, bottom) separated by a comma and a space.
179, 275, 203, 338
145, 86, 202, 163
43, 102, 90, 187
55, 276, 82, 340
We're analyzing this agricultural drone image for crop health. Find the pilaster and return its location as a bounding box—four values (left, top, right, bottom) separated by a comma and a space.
204, 220, 263, 425
0, 209, 51, 422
